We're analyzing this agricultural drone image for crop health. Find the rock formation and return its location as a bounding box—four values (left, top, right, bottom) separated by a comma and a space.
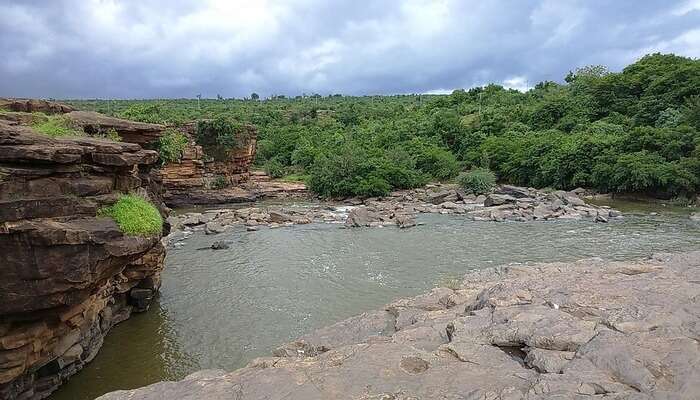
1, 99, 260, 208
0, 98, 75, 114
158, 123, 258, 207
99, 251, 700, 400
0, 120, 167, 400
64, 111, 166, 147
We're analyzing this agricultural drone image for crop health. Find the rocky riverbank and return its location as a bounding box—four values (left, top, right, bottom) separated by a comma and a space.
166, 183, 621, 238
99, 251, 700, 400
0, 120, 167, 399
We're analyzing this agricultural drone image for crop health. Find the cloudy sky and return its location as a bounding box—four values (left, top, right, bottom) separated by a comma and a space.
1, 0, 699, 99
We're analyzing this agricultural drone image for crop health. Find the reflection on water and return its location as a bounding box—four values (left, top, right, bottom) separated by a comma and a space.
51, 206, 700, 400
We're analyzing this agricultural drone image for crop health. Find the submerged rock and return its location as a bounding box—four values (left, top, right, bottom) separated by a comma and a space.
394, 214, 416, 229
97, 251, 700, 400
210, 241, 230, 250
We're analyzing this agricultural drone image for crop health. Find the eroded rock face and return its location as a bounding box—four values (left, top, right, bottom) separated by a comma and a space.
99, 252, 700, 400
0, 121, 167, 400
0, 98, 75, 114
158, 124, 258, 207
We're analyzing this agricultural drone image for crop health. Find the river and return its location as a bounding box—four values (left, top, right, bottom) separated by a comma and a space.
51, 200, 700, 399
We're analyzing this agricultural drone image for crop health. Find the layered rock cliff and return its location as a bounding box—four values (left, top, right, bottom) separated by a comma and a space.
0, 98, 259, 208
99, 251, 700, 400
0, 120, 167, 400
158, 123, 257, 206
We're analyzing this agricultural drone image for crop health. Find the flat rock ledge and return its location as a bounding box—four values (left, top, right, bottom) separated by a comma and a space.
99, 251, 700, 400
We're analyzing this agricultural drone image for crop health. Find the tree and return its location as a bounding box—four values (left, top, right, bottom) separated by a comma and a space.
251, 92, 260, 101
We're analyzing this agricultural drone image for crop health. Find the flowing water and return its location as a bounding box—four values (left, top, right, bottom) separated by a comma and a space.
52, 202, 700, 399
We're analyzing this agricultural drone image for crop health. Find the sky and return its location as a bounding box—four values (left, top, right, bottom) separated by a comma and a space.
0, 0, 699, 99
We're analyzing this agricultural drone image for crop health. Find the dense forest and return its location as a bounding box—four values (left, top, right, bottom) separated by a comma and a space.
68, 53, 700, 199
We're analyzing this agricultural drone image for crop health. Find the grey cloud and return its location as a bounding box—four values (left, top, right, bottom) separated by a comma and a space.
0, 0, 698, 99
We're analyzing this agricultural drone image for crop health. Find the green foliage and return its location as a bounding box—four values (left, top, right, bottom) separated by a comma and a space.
279, 173, 311, 183
101, 127, 122, 141
98, 194, 163, 236
264, 158, 286, 178
67, 53, 700, 198
458, 168, 496, 195
157, 128, 188, 164
195, 115, 248, 161
210, 175, 228, 189
31, 115, 84, 137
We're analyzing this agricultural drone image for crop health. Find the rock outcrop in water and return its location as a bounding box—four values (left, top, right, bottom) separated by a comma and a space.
0, 120, 167, 400
99, 251, 700, 400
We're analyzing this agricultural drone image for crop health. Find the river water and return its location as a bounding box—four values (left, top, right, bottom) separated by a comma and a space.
52, 201, 700, 400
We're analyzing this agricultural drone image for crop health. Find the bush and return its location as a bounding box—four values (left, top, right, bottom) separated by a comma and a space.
458, 168, 497, 194
157, 128, 188, 164
413, 145, 460, 181
98, 194, 163, 236
308, 144, 392, 198
195, 115, 248, 160
210, 175, 228, 189
264, 158, 286, 178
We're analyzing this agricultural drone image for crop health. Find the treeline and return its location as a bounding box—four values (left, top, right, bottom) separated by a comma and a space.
68, 53, 700, 198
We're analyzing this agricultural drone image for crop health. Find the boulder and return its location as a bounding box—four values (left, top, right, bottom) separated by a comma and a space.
345, 207, 371, 227
394, 214, 416, 229
483, 194, 517, 207
495, 185, 531, 198
533, 203, 555, 220
439, 201, 462, 210
427, 190, 452, 205
210, 241, 230, 250
269, 210, 293, 223
204, 222, 227, 235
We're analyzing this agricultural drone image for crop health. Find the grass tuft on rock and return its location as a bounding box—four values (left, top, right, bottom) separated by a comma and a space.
31, 115, 85, 138
98, 194, 163, 236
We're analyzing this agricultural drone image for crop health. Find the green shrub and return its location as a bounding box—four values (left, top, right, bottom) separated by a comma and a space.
264, 158, 286, 178
279, 173, 310, 183
458, 168, 497, 194
195, 115, 249, 160
413, 145, 460, 181
32, 115, 84, 138
98, 194, 163, 236
210, 175, 228, 189
157, 128, 188, 164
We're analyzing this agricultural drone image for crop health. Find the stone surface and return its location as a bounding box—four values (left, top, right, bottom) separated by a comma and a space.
0, 98, 75, 114
99, 251, 700, 400
64, 111, 165, 146
345, 207, 372, 227
0, 118, 167, 400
